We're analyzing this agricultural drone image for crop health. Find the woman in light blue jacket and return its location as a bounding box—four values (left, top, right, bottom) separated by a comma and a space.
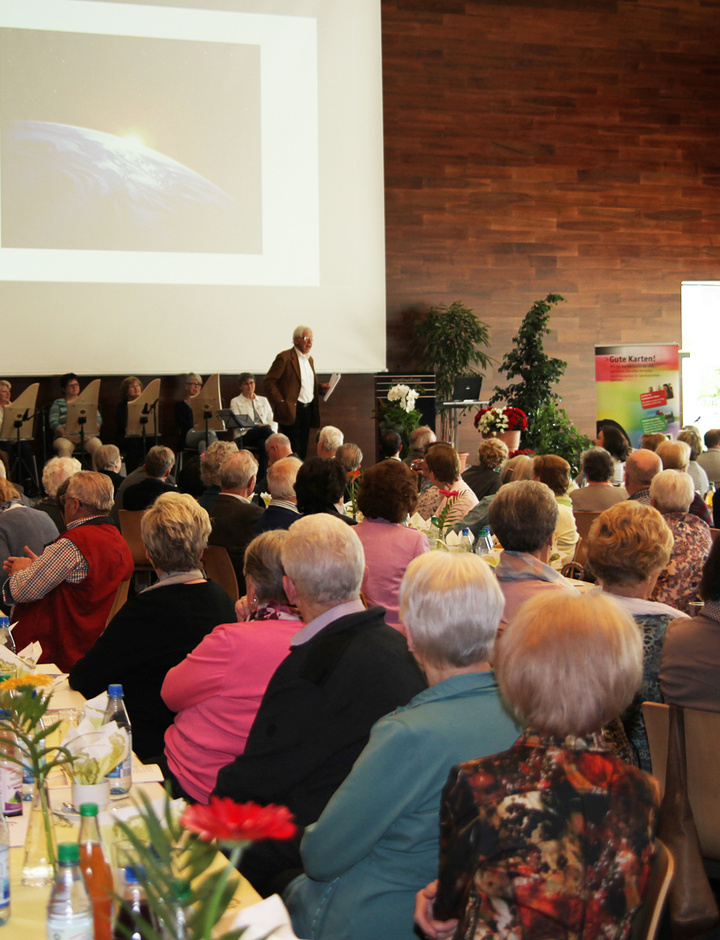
285, 551, 519, 940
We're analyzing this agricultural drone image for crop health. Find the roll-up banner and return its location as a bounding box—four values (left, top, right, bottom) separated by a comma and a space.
595, 344, 680, 447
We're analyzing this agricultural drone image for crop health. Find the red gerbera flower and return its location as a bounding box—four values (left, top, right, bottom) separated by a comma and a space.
181, 798, 296, 846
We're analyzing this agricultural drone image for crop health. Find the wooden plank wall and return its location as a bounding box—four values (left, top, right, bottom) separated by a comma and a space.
383, 0, 720, 455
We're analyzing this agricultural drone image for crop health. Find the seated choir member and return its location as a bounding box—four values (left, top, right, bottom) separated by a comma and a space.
49, 372, 103, 458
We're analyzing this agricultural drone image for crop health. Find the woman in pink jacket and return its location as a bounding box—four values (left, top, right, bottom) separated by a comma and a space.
161, 530, 302, 803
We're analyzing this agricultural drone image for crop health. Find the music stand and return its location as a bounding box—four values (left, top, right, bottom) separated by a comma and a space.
126, 379, 161, 461
189, 374, 225, 450
65, 379, 101, 467
0, 383, 39, 489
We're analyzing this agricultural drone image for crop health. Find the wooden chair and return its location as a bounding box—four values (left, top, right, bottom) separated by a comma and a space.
571, 511, 601, 567
710, 527, 719, 544
630, 839, 674, 940
118, 509, 155, 589
202, 544, 239, 602
105, 579, 131, 626
642, 702, 720, 859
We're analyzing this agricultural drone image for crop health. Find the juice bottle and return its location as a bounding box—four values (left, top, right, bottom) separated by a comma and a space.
77, 803, 113, 940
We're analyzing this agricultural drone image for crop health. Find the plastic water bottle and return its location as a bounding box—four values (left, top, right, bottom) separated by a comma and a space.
459, 528, 473, 552
103, 685, 132, 795
0, 807, 9, 926
477, 525, 494, 555
78, 803, 113, 940
113, 866, 151, 940
46, 842, 93, 940
0, 711, 22, 818
158, 879, 192, 939
0, 618, 15, 654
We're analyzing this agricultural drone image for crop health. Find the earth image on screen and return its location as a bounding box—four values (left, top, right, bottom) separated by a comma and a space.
1, 119, 242, 253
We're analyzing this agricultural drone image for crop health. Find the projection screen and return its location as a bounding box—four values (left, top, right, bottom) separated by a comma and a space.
0, 0, 386, 376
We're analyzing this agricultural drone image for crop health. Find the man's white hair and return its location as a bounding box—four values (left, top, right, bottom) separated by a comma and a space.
282, 514, 364, 605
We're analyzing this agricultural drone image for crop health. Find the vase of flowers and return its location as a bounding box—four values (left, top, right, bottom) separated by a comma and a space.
474, 406, 528, 454
376, 384, 422, 458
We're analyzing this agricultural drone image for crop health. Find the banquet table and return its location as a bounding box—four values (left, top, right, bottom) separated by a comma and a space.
7, 666, 260, 937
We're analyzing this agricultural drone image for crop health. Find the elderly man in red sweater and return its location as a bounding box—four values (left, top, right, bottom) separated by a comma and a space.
2, 471, 134, 671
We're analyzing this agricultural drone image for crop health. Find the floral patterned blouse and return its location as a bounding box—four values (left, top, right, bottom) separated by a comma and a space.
434, 730, 660, 940
650, 511, 712, 615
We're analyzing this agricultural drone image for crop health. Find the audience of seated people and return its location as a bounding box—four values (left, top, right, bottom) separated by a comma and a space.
5, 391, 720, 936
696, 427, 720, 486
69, 492, 235, 761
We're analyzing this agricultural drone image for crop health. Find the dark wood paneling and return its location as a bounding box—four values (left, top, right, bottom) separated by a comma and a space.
382, 0, 720, 451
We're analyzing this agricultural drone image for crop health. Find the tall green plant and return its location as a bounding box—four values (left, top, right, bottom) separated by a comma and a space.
490, 293, 568, 450
412, 301, 492, 440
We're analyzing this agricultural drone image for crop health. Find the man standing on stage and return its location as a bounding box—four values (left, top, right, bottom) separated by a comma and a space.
264, 326, 328, 460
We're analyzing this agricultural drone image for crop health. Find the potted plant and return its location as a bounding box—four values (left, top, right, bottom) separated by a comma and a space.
375, 383, 423, 458
412, 301, 492, 441
474, 406, 528, 454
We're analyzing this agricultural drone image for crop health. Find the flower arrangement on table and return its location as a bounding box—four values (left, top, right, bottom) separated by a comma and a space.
115, 789, 297, 940
474, 406, 527, 435
406, 490, 473, 551
376, 384, 423, 458
345, 469, 363, 521
0, 673, 76, 882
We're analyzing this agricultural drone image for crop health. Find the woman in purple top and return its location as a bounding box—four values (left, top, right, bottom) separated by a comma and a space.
355, 460, 429, 631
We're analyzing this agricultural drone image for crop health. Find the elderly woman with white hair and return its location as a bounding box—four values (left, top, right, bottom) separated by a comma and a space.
415, 592, 660, 940
656, 439, 712, 523
285, 552, 519, 940
34, 456, 82, 532
649, 468, 712, 614
69, 492, 235, 761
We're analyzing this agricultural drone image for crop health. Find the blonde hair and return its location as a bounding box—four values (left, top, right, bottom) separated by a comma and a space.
200, 440, 238, 487
476, 437, 508, 470
656, 439, 691, 472
587, 501, 673, 588
498, 454, 534, 485
496, 592, 642, 736
0, 478, 20, 502
141, 492, 211, 572
400, 552, 504, 668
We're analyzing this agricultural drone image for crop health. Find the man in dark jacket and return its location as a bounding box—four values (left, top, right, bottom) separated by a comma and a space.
215, 514, 426, 895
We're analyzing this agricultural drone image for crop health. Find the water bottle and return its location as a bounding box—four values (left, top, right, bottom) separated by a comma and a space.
477, 525, 494, 555
113, 866, 151, 940
0, 618, 15, 654
0, 807, 9, 926
459, 528, 473, 552
103, 685, 132, 795
158, 879, 192, 939
78, 803, 113, 940
46, 842, 93, 940
0, 711, 22, 818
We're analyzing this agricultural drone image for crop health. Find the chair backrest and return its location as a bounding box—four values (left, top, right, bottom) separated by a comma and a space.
202, 544, 239, 602
572, 511, 601, 566
642, 702, 720, 858
710, 527, 720, 544
630, 839, 674, 940
105, 579, 131, 626
118, 509, 151, 567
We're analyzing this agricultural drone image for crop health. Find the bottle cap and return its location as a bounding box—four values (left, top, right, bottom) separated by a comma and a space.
108, 684, 123, 696
462, 528, 470, 535
124, 865, 146, 883
169, 878, 192, 902
79, 803, 99, 816
0, 617, 8, 628
58, 842, 81, 864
